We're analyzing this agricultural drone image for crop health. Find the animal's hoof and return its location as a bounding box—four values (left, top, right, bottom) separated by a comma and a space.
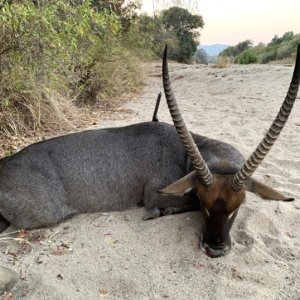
143, 207, 161, 220
0, 266, 19, 295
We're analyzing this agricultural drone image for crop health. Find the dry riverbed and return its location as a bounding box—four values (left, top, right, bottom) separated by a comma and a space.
1, 61, 300, 299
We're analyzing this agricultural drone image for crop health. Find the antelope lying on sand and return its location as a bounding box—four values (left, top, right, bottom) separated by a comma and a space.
0, 46, 299, 258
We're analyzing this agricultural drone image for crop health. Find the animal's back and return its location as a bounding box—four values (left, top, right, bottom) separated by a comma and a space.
0, 122, 187, 228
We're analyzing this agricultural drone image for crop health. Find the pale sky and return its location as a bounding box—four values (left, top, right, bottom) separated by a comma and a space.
140, 0, 300, 45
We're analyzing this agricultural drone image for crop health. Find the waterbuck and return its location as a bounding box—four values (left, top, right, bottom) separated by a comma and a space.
0, 46, 299, 258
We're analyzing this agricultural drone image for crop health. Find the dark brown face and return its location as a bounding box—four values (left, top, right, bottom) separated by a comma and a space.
196, 175, 245, 258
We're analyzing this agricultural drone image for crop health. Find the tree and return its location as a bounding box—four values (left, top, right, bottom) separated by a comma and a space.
136, 14, 179, 58
161, 7, 203, 36
161, 7, 204, 63
194, 48, 208, 64
269, 31, 294, 46
90, 0, 140, 31
220, 40, 252, 58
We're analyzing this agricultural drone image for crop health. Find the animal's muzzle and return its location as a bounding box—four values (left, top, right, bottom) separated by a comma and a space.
200, 241, 231, 258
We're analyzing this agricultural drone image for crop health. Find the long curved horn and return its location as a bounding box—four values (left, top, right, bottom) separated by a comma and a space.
232, 44, 300, 191
162, 45, 214, 186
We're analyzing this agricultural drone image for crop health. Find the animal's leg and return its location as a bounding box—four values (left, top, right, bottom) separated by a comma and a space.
143, 207, 161, 220
142, 179, 199, 220
143, 204, 199, 220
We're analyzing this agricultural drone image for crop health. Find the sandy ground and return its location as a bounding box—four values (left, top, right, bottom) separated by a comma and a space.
1, 61, 300, 299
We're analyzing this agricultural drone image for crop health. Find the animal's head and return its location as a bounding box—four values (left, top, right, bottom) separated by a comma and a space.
160, 45, 300, 258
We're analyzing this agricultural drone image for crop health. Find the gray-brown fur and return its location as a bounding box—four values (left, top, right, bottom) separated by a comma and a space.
0, 122, 244, 230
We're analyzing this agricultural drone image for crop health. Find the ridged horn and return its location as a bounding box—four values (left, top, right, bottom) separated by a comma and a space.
232, 44, 300, 191
162, 45, 214, 186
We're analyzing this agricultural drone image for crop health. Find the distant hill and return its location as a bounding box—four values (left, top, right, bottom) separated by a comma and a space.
198, 44, 229, 56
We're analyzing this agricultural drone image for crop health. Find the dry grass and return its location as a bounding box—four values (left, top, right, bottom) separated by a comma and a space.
213, 56, 231, 68
76, 50, 144, 105
0, 83, 142, 159
269, 57, 295, 66
0, 49, 145, 157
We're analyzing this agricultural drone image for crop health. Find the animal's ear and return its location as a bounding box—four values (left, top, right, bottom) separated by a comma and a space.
245, 178, 294, 201
158, 171, 199, 196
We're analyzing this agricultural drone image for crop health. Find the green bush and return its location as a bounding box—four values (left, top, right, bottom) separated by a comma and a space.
221, 32, 300, 64
235, 49, 258, 64
0, 0, 143, 134
260, 49, 278, 64
277, 43, 293, 60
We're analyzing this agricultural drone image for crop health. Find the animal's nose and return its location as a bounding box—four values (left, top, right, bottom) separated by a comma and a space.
200, 241, 231, 258
210, 242, 226, 250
